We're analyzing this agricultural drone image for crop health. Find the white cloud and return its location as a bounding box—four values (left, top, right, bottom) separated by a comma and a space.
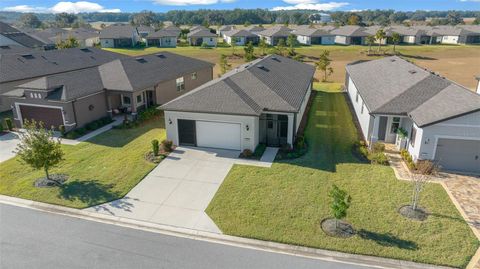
151, 0, 234, 5
282, 0, 318, 4
2, 1, 121, 14
459, 0, 480, 2
272, 1, 348, 11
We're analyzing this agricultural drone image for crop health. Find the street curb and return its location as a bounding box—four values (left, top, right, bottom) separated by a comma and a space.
0, 194, 454, 269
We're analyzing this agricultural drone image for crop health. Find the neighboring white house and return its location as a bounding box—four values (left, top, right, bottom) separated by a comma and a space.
345, 56, 480, 173
293, 27, 335, 45
256, 26, 292, 46
99, 24, 141, 48
146, 29, 177, 47
187, 29, 217, 46
331, 26, 369, 45
160, 54, 315, 151
223, 29, 259, 45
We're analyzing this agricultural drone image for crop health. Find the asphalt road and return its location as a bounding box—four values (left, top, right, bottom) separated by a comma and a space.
0, 204, 377, 269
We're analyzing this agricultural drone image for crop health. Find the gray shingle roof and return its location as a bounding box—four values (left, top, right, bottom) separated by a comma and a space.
14, 67, 103, 101
187, 29, 216, 38
99, 51, 213, 92
223, 29, 256, 37
147, 29, 177, 38
161, 54, 315, 116
293, 27, 333, 37
346, 56, 480, 127
331, 25, 369, 37
257, 26, 292, 37
99, 25, 136, 39
0, 21, 45, 48
244, 25, 265, 32
0, 47, 125, 83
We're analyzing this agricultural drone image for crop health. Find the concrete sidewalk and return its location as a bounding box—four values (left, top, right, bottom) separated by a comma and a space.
0, 132, 20, 163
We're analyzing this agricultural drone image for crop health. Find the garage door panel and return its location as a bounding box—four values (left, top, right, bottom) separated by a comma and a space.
196, 121, 241, 150
435, 138, 480, 173
20, 105, 63, 130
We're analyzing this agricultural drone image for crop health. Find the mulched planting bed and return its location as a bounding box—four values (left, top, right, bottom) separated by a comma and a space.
34, 174, 69, 188
398, 205, 428, 221
321, 218, 355, 238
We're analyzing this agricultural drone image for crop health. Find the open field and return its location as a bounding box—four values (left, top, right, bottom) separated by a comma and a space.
105, 44, 480, 90
0, 117, 165, 208
205, 83, 479, 268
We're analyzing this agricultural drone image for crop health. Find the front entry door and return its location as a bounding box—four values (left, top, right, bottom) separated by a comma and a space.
178, 120, 196, 146
378, 116, 388, 141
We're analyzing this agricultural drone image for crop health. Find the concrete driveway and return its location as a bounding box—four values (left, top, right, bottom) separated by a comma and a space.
0, 132, 20, 163
86, 147, 276, 233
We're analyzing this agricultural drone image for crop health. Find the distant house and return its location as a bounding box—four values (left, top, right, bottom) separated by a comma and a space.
346, 56, 480, 173
0, 21, 45, 49
146, 30, 177, 47
218, 25, 235, 37
309, 13, 332, 24
99, 25, 140, 48
294, 27, 335, 45
331, 26, 369, 45
3, 52, 214, 132
136, 25, 155, 39
244, 25, 265, 33
190, 25, 209, 32
0, 48, 124, 112
187, 29, 217, 46
428, 26, 480, 45
223, 29, 259, 45
161, 55, 315, 151
256, 26, 292, 45
59, 28, 100, 47
163, 25, 182, 37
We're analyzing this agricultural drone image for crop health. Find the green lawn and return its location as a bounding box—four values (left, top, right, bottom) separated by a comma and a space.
206, 83, 479, 268
0, 117, 165, 208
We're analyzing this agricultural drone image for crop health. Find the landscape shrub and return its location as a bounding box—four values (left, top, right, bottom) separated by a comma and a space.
353, 141, 369, 160
161, 139, 174, 152
400, 149, 416, 170
59, 125, 66, 136
0, 123, 3, 133
295, 135, 306, 149
85, 121, 99, 131
216, 42, 231, 48
200, 42, 210, 49
369, 152, 389, 165
415, 160, 437, 175
151, 139, 160, 156
138, 107, 160, 122
240, 149, 253, 158
253, 143, 267, 158
372, 142, 385, 153
5, 118, 13, 130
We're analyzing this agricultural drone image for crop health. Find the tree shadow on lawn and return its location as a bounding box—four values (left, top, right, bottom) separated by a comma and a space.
357, 229, 418, 250
58, 180, 122, 208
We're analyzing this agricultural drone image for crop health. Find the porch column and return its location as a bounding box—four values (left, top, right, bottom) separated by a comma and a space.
287, 114, 294, 147
130, 93, 138, 120
106, 94, 113, 119
370, 116, 380, 146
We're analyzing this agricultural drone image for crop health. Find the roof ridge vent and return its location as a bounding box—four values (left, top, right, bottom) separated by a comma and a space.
135, 57, 147, 63
21, 53, 34, 59
155, 53, 165, 58
408, 70, 417, 74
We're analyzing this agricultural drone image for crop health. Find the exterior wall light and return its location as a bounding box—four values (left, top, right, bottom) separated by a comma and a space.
246, 124, 249, 131
168, 118, 172, 125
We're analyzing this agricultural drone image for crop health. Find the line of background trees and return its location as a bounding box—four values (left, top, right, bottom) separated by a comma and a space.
3, 9, 480, 29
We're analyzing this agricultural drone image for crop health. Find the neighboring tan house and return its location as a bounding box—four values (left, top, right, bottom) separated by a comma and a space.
161, 54, 315, 151
0, 47, 124, 112
146, 30, 177, 47
187, 29, 217, 46
346, 56, 480, 173
294, 27, 335, 45
256, 26, 292, 45
28, 27, 100, 47
0, 21, 46, 49
99, 24, 140, 48
223, 29, 259, 45
331, 26, 369, 45
217, 25, 235, 37
3, 52, 214, 132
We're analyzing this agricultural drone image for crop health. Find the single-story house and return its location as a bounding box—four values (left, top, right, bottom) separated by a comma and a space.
217, 25, 235, 37
0, 47, 124, 112
345, 56, 480, 173
388, 26, 423, 44
146, 30, 177, 47
256, 26, 292, 46
0, 21, 46, 49
99, 24, 141, 48
187, 29, 217, 46
223, 29, 259, 45
244, 25, 265, 33
331, 26, 369, 45
160, 54, 315, 151
136, 25, 155, 39
163, 25, 182, 37
3, 52, 214, 132
294, 27, 335, 45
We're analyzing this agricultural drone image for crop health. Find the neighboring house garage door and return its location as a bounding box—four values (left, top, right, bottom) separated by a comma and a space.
20, 105, 63, 130
435, 138, 480, 173
196, 121, 241, 150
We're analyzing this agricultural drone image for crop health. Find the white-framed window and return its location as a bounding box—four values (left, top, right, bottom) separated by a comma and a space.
191, 72, 197, 80
122, 95, 131, 105
176, 77, 185, 91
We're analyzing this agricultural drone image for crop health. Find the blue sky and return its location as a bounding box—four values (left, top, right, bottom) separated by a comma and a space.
1, 0, 479, 13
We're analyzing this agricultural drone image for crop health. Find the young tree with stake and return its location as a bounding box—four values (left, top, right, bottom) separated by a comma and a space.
391, 32, 401, 54
16, 120, 64, 185
375, 29, 387, 53
329, 184, 351, 230
366, 35, 375, 55
316, 50, 334, 82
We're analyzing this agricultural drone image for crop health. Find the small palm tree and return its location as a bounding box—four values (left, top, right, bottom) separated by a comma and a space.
366, 36, 375, 55
391, 32, 401, 54
375, 29, 386, 53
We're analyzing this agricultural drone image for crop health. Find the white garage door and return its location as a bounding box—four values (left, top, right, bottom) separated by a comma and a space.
196, 121, 241, 150
435, 138, 480, 173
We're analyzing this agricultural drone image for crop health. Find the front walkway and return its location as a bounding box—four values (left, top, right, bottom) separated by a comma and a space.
0, 132, 20, 163
85, 146, 277, 233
